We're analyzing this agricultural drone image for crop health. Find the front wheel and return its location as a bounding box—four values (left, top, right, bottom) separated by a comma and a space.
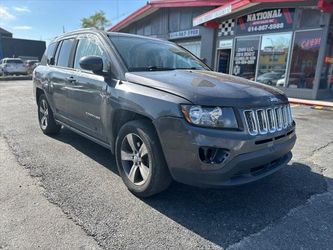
115, 120, 171, 197
38, 94, 61, 135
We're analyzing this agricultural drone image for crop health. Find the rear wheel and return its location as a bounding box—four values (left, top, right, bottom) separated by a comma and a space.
115, 120, 171, 197
38, 94, 61, 135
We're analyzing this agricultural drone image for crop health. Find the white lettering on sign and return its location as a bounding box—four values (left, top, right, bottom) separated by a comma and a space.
247, 9, 282, 22
234, 46, 257, 65
169, 29, 200, 39
193, 5, 232, 26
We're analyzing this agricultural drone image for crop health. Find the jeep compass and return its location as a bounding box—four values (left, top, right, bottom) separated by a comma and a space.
33, 29, 296, 197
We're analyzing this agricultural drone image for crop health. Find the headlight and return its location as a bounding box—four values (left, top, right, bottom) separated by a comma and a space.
181, 105, 238, 128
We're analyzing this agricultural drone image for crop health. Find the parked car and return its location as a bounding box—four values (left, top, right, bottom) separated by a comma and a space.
276, 73, 315, 88
0, 58, 28, 76
24, 60, 39, 74
33, 29, 296, 197
257, 72, 284, 86
276, 74, 286, 87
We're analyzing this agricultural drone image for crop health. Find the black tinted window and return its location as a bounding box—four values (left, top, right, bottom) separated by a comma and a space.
6, 59, 23, 64
74, 37, 107, 70
56, 39, 74, 67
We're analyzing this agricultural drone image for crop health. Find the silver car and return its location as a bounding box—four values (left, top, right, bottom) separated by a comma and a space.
0, 58, 28, 76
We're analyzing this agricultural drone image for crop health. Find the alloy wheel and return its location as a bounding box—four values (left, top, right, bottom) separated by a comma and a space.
120, 133, 150, 185
39, 99, 49, 130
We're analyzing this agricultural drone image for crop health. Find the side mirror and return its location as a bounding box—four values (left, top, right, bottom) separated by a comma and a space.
79, 56, 104, 75
200, 58, 207, 64
48, 57, 55, 65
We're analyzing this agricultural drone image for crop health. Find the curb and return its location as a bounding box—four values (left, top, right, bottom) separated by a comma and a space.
288, 98, 333, 109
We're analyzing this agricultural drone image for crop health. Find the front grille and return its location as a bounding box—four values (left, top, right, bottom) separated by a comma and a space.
244, 104, 293, 136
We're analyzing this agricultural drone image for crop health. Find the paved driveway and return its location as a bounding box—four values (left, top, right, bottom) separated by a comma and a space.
0, 80, 332, 249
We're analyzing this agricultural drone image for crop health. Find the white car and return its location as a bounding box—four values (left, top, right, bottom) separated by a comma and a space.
0, 58, 28, 76
276, 77, 285, 87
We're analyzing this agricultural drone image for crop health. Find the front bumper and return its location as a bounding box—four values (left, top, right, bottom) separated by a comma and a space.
154, 117, 296, 187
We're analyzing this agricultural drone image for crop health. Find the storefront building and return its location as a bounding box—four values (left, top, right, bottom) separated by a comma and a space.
110, 0, 333, 100
194, 0, 333, 99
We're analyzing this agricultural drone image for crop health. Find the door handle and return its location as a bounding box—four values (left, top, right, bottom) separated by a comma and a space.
66, 76, 77, 84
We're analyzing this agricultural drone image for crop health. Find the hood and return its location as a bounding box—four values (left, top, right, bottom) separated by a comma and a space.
125, 70, 288, 107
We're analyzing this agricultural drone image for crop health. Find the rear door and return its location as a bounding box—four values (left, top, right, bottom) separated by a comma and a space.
66, 35, 109, 141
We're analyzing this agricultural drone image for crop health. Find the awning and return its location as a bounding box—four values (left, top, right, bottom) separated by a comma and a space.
109, 0, 228, 32
193, 0, 318, 27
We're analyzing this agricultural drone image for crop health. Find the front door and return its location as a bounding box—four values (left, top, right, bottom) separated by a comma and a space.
217, 49, 231, 74
66, 35, 109, 141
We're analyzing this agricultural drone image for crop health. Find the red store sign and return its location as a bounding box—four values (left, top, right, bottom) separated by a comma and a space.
300, 38, 321, 49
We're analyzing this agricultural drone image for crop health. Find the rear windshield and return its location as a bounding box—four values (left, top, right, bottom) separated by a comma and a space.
6, 59, 23, 64
109, 35, 208, 72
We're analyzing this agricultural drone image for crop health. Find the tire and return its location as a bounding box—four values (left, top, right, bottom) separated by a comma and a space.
38, 94, 61, 135
115, 120, 172, 197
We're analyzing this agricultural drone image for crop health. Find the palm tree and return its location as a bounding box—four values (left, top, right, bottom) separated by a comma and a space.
81, 11, 110, 30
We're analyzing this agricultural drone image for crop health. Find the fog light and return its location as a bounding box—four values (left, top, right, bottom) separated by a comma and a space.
199, 147, 229, 164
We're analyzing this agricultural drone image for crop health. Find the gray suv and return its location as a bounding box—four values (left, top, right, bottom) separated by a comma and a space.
33, 29, 296, 197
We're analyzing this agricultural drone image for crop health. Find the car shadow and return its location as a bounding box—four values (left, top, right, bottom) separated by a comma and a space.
51, 127, 328, 248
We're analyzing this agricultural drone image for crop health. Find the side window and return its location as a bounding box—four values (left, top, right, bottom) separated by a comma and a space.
41, 42, 57, 65
74, 37, 108, 70
56, 39, 75, 68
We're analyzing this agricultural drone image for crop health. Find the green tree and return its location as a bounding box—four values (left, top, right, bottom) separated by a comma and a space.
81, 11, 110, 30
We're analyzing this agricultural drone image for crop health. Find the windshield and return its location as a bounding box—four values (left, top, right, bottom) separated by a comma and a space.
6, 59, 23, 64
109, 35, 208, 72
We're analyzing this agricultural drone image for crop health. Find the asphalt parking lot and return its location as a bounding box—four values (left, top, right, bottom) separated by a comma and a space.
1, 80, 333, 250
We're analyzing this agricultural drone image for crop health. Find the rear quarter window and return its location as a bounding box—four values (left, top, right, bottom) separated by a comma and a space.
41, 42, 57, 66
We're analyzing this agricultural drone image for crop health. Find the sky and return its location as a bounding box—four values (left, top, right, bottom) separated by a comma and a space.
0, 0, 147, 43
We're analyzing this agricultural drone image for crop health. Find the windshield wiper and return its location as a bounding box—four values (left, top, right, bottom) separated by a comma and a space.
174, 67, 201, 70
147, 66, 176, 71
128, 66, 176, 72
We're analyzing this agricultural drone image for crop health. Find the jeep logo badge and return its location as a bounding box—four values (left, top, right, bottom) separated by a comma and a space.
269, 97, 279, 102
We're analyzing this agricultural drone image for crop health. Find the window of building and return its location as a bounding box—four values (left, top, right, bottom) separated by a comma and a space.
73, 37, 107, 71
56, 39, 74, 68
320, 15, 333, 90
232, 36, 260, 80
257, 33, 292, 86
178, 41, 201, 58
288, 30, 323, 89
